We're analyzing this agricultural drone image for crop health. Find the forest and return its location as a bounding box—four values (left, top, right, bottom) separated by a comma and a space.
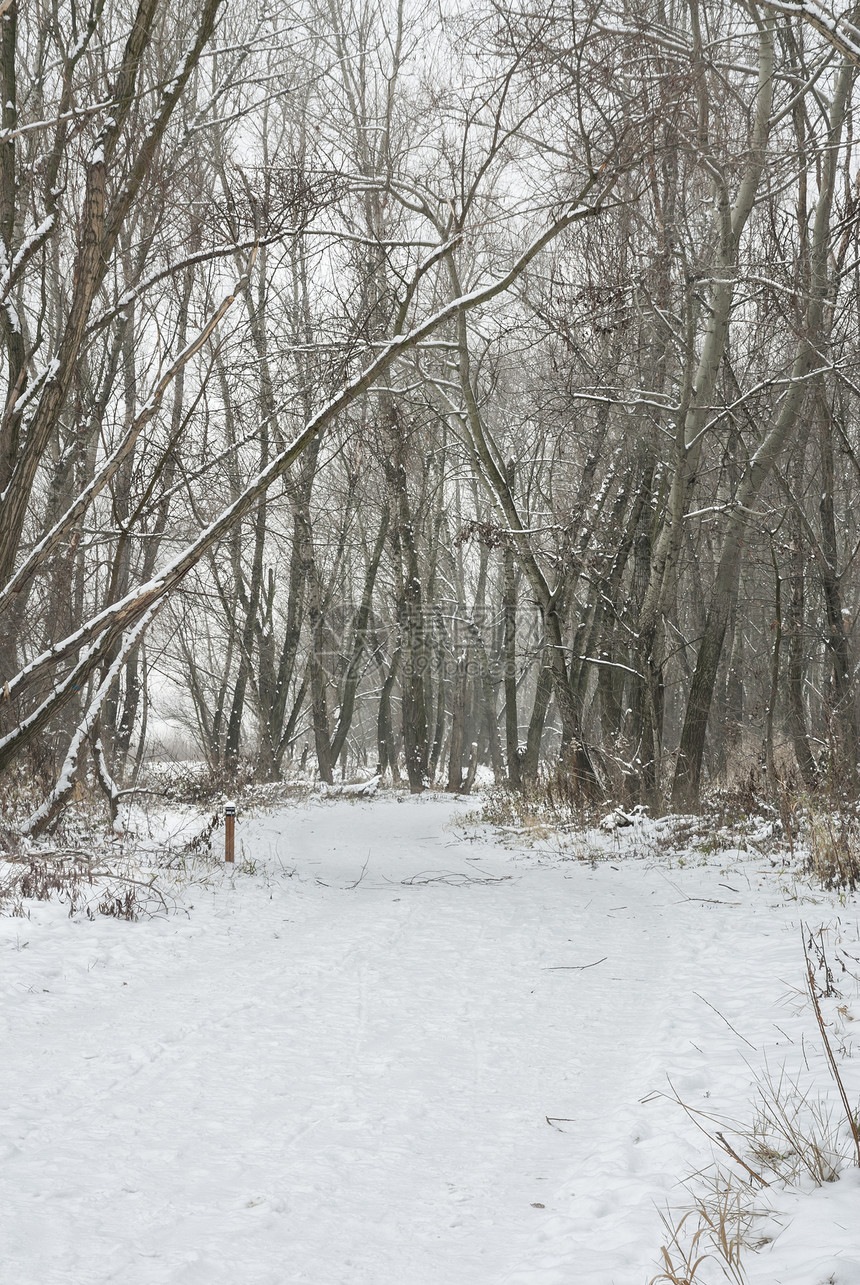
3, 0, 860, 830
6, 6, 860, 1281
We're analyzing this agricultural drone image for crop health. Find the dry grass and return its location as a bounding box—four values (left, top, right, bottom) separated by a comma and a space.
650, 1182, 751, 1284
0, 847, 173, 920
652, 928, 860, 1283
748, 1064, 847, 1185
474, 765, 604, 833
651, 1066, 851, 1285
805, 809, 860, 891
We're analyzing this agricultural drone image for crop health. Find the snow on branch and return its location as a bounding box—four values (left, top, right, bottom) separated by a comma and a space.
1, 182, 611, 743
0, 259, 252, 616
761, 0, 860, 62
20, 606, 160, 837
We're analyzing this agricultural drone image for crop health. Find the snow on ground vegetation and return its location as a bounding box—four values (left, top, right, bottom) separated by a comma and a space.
1, 790, 859, 1284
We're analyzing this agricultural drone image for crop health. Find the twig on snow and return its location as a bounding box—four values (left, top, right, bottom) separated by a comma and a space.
694, 992, 758, 1051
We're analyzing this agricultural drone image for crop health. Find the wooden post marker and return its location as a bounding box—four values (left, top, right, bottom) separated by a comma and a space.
224, 803, 236, 863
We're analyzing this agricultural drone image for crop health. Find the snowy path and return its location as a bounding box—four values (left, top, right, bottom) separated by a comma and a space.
1, 795, 857, 1284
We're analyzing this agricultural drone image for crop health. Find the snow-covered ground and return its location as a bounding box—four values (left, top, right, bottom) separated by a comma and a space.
2, 794, 859, 1284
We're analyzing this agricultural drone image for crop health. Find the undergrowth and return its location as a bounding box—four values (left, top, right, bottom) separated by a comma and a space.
475, 772, 599, 835
805, 809, 860, 891
0, 846, 171, 920
471, 767, 860, 893
649, 927, 860, 1284
0, 782, 211, 919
